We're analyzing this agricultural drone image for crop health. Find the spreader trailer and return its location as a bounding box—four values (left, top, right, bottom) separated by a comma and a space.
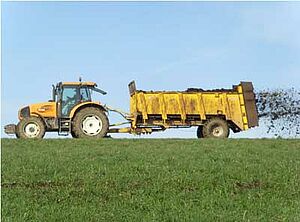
4, 80, 258, 139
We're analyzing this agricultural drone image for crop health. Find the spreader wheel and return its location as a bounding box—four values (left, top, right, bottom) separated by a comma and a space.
202, 118, 229, 138
196, 126, 204, 138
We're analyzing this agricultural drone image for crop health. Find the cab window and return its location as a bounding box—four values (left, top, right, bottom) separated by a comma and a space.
80, 87, 91, 102
61, 87, 78, 116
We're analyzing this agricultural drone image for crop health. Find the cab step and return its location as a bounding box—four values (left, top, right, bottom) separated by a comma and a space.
58, 118, 71, 136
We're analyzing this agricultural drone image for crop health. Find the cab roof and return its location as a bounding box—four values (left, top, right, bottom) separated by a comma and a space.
61, 82, 97, 87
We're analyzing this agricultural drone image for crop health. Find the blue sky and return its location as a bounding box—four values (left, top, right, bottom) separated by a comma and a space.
2, 2, 300, 138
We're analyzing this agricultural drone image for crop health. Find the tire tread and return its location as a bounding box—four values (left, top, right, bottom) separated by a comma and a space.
72, 107, 109, 138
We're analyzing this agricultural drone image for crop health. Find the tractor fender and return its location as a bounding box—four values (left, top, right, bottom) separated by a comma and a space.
69, 102, 107, 119
21, 112, 45, 122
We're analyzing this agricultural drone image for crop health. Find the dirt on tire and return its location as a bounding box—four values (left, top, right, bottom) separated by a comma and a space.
202, 118, 229, 138
72, 107, 109, 138
17, 117, 46, 139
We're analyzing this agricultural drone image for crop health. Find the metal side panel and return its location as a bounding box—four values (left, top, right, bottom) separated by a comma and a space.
241, 82, 259, 128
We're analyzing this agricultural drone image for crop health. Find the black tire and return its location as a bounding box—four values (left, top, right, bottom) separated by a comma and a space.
17, 117, 46, 139
196, 126, 204, 138
202, 118, 229, 138
71, 131, 78, 138
15, 127, 20, 139
72, 107, 109, 138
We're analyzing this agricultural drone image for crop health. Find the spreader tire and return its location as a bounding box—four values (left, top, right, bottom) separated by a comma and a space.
72, 107, 109, 138
196, 126, 204, 138
17, 117, 46, 139
202, 118, 229, 138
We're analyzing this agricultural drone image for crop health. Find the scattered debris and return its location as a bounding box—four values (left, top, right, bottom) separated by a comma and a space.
256, 88, 300, 138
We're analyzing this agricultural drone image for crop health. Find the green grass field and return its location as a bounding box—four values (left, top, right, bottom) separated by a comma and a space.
1, 139, 300, 221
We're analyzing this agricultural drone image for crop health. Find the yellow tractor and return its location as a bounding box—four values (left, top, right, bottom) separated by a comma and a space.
4, 80, 259, 139
5, 81, 110, 139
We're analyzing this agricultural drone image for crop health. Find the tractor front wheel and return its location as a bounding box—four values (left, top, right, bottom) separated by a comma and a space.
202, 118, 229, 138
72, 107, 109, 138
17, 117, 46, 139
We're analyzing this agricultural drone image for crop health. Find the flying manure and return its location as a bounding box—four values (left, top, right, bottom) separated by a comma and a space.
256, 88, 300, 138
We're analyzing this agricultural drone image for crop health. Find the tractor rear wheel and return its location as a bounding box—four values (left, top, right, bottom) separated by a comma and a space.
196, 126, 204, 138
72, 107, 109, 138
202, 118, 229, 138
71, 131, 78, 138
17, 117, 46, 139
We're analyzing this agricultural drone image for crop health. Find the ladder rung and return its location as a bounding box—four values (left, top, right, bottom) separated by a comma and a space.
59, 118, 71, 135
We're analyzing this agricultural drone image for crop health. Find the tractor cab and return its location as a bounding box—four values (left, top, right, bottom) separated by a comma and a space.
51, 82, 107, 117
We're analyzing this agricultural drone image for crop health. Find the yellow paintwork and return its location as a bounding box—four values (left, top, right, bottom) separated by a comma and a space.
20, 102, 57, 119
129, 83, 254, 131
16, 80, 256, 135
69, 101, 102, 118
62, 82, 97, 86
19, 101, 103, 120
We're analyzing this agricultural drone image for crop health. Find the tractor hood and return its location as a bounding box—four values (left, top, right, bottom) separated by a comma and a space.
18, 102, 57, 120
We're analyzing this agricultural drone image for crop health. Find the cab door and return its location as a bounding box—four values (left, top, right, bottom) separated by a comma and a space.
61, 86, 79, 117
